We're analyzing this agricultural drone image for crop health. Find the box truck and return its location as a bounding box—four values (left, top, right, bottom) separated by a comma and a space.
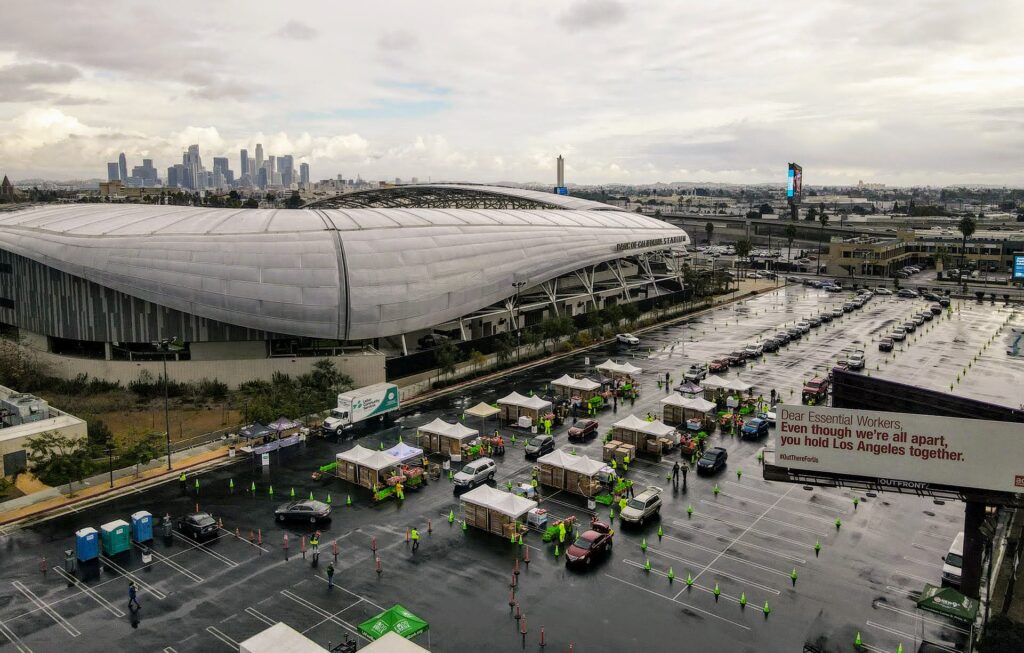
321, 383, 400, 436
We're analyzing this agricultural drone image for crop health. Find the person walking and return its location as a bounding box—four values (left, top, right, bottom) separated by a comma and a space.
626, 479, 635, 498
681, 460, 689, 492
310, 531, 320, 556
326, 562, 335, 589
672, 461, 680, 484
128, 581, 140, 610
410, 527, 420, 553
179, 472, 187, 495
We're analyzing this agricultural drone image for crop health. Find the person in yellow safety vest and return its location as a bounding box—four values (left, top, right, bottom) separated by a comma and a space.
544, 420, 551, 435
610, 458, 617, 471
410, 527, 420, 552
618, 497, 628, 512
626, 479, 635, 498
396, 482, 404, 501
179, 472, 187, 494
558, 522, 566, 543
310, 532, 320, 555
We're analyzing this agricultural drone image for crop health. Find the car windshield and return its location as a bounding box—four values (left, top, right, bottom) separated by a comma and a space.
627, 498, 645, 510
527, 438, 545, 447
572, 537, 595, 550
330, 410, 345, 419
194, 515, 215, 526
700, 452, 718, 462
946, 552, 963, 568
462, 464, 478, 474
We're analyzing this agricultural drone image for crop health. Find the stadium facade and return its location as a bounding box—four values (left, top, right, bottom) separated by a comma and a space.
0, 185, 689, 387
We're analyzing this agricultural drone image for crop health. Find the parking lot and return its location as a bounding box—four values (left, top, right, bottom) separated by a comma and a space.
0, 283, 1007, 652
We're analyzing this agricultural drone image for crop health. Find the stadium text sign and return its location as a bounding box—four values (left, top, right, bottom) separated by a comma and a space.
776, 405, 1024, 495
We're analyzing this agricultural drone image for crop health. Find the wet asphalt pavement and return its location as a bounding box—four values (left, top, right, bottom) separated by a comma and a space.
0, 283, 1009, 653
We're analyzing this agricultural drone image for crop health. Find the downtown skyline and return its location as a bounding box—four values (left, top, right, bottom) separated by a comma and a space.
1, 1, 1023, 187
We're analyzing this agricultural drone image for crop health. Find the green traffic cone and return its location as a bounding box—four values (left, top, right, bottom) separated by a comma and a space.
448, 510, 455, 524
713, 484, 720, 496
763, 601, 771, 617
854, 632, 862, 648
667, 567, 675, 581
194, 478, 200, 492
657, 525, 664, 539
461, 520, 467, 531
814, 539, 821, 556
309, 491, 314, 501
554, 544, 560, 558
510, 532, 516, 544
379, 442, 383, 450
326, 494, 332, 504
687, 504, 694, 518
644, 559, 651, 572
713, 583, 720, 600
739, 592, 747, 608
346, 495, 352, 506
790, 568, 798, 586
835, 517, 842, 530
250, 481, 256, 493
641, 537, 647, 551
896, 644, 902, 653
853, 497, 859, 510
269, 485, 274, 497
229, 478, 234, 492
736, 469, 742, 480
686, 573, 693, 587
290, 487, 295, 499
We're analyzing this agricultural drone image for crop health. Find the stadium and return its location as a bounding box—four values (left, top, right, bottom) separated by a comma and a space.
0, 185, 690, 387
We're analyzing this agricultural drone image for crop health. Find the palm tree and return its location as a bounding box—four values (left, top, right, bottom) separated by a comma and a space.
705, 221, 714, 244
816, 212, 830, 275
957, 215, 976, 285
735, 238, 752, 278
785, 223, 797, 274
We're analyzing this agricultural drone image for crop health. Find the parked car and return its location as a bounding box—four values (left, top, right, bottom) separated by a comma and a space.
787, 276, 801, 283
619, 486, 664, 526
795, 321, 811, 333
696, 447, 728, 475
819, 312, 833, 323
453, 458, 497, 488
878, 337, 894, 352
842, 302, 856, 312
891, 327, 907, 341
525, 435, 555, 459
903, 321, 917, 333
565, 520, 613, 567
176, 512, 218, 540
567, 419, 599, 441
762, 338, 780, 353
757, 405, 778, 425
824, 285, 843, 293
874, 287, 892, 295
930, 304, 943, 315
740, 417, 770, 439
744, 343, 764, 357
616, 333, 640, 346
938, 297, 951, 307
846, 350, 866, 370
911, 314, 925, 326
727, 350, 748, 366
802, 376, 830, 404
941, 532, 965, 588
918, 311, 933, 322
417, 333, 451, 349
921, 291, 941, 302
709, 358, 730, 372
897, 289, 918, 298
275, 500, 332, 524
807, 316, 823, 327
774, 331, 792, 344
684, 364, 709, 382
787, 327, 804, 340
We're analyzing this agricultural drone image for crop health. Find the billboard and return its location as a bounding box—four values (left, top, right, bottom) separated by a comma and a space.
786, 163, 803, 199
776, 404, 1024, 495
1013, 254, 1024, 279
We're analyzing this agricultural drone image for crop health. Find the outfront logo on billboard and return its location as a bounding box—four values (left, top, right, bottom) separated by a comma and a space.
1014, 475, 1024, 488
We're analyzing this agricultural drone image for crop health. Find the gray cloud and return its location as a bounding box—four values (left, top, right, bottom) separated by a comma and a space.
377, 30, 419, 52
276, 20, 318, 40
181, 72, 252, 101
0, 62, 80, 102
558, 0, 626, 31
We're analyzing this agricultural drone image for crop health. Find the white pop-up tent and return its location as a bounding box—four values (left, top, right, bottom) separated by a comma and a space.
596, 359, 643, 377
460, 485, 538, 538
550, 374, 603, 400
661, 394, 718, 427
384, 441, 424, 465
336, 445, 401, 489
417, 417, 479, 458
701, 374, 729, 390
537, 449, 607, 497
612, 414, 678, 454
497, 392, 552, 425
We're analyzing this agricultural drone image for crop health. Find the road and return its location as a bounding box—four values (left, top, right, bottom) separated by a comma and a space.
0, 283, 1009, 652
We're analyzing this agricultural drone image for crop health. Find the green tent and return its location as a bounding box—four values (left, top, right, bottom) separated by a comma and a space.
358, 604, 429, 641
916, 583, 979, 624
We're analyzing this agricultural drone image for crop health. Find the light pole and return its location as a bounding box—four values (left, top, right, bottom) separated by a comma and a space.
512, 280, 526, 363
158, 338, 176, 471
104, 444, 114, 488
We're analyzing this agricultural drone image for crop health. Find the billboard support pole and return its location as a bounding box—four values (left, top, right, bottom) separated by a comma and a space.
961, 499, 986, 599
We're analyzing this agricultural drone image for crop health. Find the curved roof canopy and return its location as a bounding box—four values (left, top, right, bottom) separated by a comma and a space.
306, 183, 619, 211
0, 201, 687, 341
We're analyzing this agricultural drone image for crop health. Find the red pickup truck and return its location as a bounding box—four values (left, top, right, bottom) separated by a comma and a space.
802, 377, 830, 405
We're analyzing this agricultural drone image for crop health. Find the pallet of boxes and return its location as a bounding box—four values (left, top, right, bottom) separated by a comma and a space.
603, 440, 636, 469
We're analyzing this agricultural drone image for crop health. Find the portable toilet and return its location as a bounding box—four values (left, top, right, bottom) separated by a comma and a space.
130, 511, 153, 543
75, 527, 99, 562
100, 519, 131, 556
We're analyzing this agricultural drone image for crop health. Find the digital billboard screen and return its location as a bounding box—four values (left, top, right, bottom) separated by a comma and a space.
1014, 254, 1024, 279
787, 163, 802, 199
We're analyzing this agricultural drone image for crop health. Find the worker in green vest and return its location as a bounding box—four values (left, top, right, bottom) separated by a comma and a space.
179, 472, 187, 495
410, 527, 420, 552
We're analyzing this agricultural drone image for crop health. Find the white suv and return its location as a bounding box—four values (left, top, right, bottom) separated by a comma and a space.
620, 486, 663, 525
453, 458, 496, 488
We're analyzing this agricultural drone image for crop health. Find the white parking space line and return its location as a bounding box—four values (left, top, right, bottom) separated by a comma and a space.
279, 590, 368, 642
205, 626, 239, 649
604, 573, 750, 631
624, 559, 766, 605
244, 606, 276, 627
99, 555, 167, 600
890, 569, 935, 585
668, 521, 806, 563
885, 585, 919, 600
172, 532, 239, 568
134, 542, 204, 582
901, 555, 942, 570
917, 530, 953, 541
53, 567, 125, 618
717, 491, 840, 524
12, 581, 80, 638
0, 619, 32, 653
163, 648, 178, 653
873, 602, 969, 635
866, 620, 963, 653
699, 501, 830, 537
646, 546, 781, 595
675, 515, 810, 549
311, 574, 386, 611
301, 598, 364, 635
662, 535, 792, 579
912, 541, 946, 554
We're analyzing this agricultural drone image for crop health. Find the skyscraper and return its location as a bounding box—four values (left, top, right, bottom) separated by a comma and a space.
280, 155, 294, 187
240, 149, 249, 177
107, 162, 120, 181
183, 144, 204, 190
118, 152, 128, 182
299, 162, 310, 186
212, 157, 230, 188
255, 144, 264, 170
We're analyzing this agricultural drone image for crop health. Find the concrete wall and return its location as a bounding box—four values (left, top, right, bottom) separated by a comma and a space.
27, 347, 385, 390
190, 341, 267, 361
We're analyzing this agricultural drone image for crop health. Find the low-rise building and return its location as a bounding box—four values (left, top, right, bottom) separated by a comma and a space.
0, 385, 87, 477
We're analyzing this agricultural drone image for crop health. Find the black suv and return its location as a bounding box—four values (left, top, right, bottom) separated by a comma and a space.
176, 512, 218, 540
696, 447, 728, 475
762, 338, 780, 353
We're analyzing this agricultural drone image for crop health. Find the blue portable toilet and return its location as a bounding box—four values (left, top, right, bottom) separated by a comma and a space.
130, 511, 153, 543
100, 519, 131, 556
75, 527, 99, 562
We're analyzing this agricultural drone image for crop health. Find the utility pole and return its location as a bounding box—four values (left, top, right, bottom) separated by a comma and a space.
512, 281, 526, 363
159, 338, 176, 470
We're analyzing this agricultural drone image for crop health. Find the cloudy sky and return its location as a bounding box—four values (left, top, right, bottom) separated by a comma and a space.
2, 0, 1022, 186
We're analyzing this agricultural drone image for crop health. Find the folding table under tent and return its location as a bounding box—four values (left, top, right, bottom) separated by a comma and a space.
460, 484, 538, 538
612, 414, 678, 454
416, 417, 479, 459
497, 392, 552, 426
335, 445, 402, 489
384, 441, 424, 465
537, 449, 607, 497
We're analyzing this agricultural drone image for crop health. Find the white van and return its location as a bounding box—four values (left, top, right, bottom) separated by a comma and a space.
941, 531, 964, 588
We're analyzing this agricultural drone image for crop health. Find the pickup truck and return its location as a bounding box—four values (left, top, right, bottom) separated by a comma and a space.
802, 377, 830, 404
684, 364, 708, 382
